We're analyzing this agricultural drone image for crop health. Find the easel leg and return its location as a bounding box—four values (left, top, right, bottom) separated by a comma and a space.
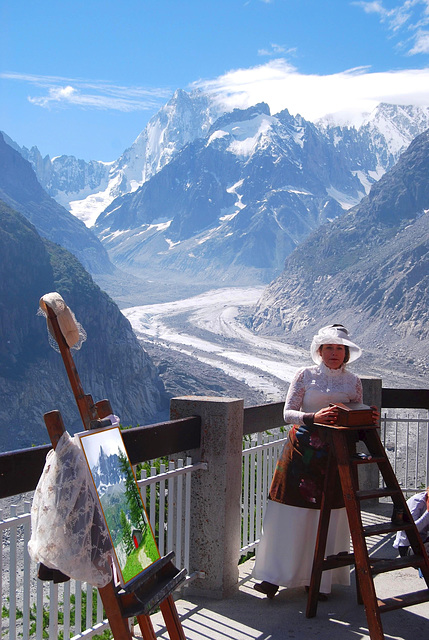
136, 614, 158, 640
332, 431, 385, 640
135, 596, 186, 640
99, 582, 133, 640
160, 595, 187, 640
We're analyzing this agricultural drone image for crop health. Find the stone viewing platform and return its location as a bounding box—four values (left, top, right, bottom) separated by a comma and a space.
145, 501, 429, 640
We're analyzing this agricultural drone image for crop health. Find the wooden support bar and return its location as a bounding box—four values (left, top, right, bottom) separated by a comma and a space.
43, 411, 66, 450
95, 399, 114, 419
243, 402, 284, 435
377, 590, 429, 613
382, 388, 429, 410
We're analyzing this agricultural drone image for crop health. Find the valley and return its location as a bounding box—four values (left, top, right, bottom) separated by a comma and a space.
2, 95, 429, 450
122, 286, 427, 409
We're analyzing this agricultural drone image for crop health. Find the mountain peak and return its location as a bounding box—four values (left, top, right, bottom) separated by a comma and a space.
208, 103, 270, 135
251, 121, 429, 375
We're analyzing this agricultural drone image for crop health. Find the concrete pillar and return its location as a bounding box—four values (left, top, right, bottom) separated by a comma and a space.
359, 376, 383, 490
361, 376, 382, 412
170, 396, 244, 599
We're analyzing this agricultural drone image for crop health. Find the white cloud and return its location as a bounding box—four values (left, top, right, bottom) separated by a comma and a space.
408, 29, 429, 52
1, 72, 172, 112
258, 43, 296, 57
193, 58, 429, 124
354, 0, 429, 52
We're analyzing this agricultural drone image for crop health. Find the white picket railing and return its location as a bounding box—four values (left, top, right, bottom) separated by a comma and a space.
240, 411, 429, 556
2, 411, 428, 638
241, 431, 289, 557
136, 458, 208, 575
0, 457, 200, 640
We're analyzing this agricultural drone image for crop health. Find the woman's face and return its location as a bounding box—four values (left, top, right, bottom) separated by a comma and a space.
320, 343, 346, 369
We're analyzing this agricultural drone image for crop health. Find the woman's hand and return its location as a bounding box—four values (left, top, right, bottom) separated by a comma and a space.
314, 405, 339, 425
371, 405, 380, 426
314, 405, 380, 426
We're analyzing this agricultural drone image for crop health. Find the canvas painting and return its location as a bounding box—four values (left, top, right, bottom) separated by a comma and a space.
77, 426, 161, 587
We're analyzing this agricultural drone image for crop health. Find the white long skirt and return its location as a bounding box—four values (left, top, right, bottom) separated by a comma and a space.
252, 500, 351, 594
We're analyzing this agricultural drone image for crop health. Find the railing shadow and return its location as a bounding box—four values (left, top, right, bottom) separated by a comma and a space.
148, 557, 429, 640
146, 502, 429, 640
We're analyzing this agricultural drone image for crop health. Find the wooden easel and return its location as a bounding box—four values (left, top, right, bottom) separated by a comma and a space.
306, 422, 429, 640
41, 300, 187, 640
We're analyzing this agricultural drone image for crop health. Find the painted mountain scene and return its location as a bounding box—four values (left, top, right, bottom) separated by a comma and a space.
78, 426, 160, 586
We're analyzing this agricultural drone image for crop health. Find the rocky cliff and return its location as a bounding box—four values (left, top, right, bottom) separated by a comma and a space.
252, 128, 429, 378
0, 133, 113, 275
0, 200, 169, 451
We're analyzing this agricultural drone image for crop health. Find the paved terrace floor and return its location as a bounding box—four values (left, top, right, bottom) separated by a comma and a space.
135, 502, 429, 640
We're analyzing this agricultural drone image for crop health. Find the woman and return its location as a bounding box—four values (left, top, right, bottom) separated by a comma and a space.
253, 324, 378, 599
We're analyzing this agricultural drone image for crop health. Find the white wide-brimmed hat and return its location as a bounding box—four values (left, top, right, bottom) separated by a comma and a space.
310, 324, 362, 364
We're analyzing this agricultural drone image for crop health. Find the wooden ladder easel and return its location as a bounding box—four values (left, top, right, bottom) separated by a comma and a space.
306, 422, 429, 640
41, 301, 187, 640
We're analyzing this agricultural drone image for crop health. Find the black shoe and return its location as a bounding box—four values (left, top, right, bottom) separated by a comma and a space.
254, 581, 279, 599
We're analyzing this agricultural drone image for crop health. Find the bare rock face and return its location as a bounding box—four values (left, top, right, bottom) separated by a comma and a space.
0, 200, 169, 452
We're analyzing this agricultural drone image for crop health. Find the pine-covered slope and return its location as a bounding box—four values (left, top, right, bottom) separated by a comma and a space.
251, 128, 429, 376
0, 200, 168, 451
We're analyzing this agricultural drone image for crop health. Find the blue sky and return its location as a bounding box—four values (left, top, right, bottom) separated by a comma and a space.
2, 0, 429, 161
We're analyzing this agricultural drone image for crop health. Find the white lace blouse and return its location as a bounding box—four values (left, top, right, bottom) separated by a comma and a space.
283, 362, 363, 425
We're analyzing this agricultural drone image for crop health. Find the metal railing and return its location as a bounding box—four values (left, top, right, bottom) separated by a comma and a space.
380, 410, 429, 495
0, 456, 201, 640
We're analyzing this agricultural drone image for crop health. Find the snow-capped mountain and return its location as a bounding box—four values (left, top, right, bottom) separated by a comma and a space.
91, 101, 429, 285
251, 127, 429, 376
361, 103, 429, 165
7, 91, 429, 286
9, 92, 429, 236
89, 446, 122, 497
93, 104, 345, 283
7, 89, 221, 227
0, 133, 114, 275
1, 131, 114, 227
69, 89, 222, 226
